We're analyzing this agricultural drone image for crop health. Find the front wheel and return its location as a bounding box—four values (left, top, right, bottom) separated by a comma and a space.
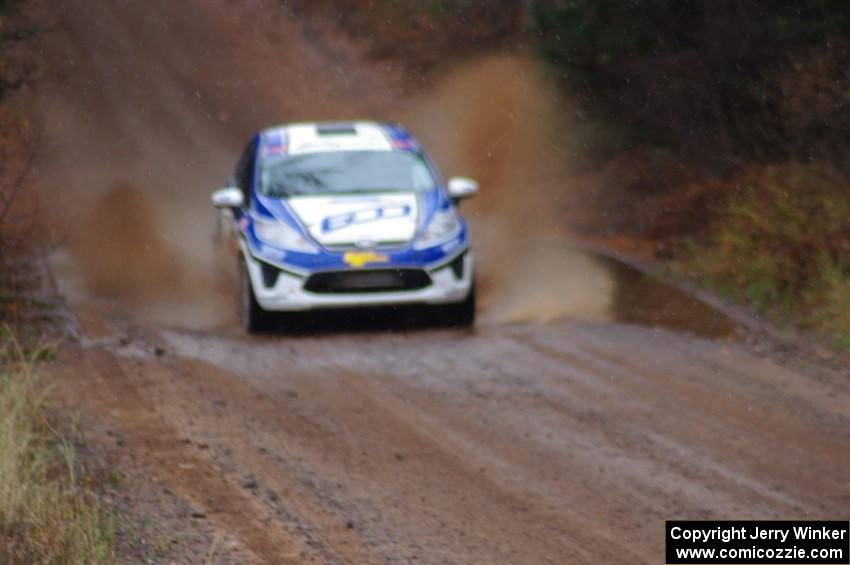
240, 256, 272, 334
443, 283, 476, 327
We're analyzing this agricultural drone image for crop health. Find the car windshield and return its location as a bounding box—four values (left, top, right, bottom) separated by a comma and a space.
260, 150, 438, 197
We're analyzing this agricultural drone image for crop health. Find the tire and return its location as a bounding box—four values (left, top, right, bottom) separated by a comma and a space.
444, 282, 476, 327
240, 256, 271, 334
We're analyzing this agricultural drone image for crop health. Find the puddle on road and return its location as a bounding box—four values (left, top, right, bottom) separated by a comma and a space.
605, 254, 734, 339
598, 257, 735, 338
476, 238, 734, 339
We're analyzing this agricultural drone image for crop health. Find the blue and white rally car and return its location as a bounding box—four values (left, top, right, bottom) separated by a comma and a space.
211, 121, 478, 332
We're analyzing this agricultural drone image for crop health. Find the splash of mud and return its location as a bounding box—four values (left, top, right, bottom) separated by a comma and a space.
404, 56, 604, 324
480, 239, 614, 324
52, 182, 237, 330
67, 183, 183, 299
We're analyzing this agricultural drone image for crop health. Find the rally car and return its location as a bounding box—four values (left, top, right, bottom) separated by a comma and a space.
211, 121, 478, 332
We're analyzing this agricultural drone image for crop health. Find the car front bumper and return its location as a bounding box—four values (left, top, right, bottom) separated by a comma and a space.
243, 245, 474, 312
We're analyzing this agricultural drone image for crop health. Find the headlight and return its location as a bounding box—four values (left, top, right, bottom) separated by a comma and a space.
414, 208, 461, 249
254, 218, 318, 253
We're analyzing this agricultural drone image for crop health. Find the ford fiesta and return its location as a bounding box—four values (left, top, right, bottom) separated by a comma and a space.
211, 121, 478, 332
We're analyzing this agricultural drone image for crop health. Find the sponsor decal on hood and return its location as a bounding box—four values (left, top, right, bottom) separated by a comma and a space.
287, 193, 419, 246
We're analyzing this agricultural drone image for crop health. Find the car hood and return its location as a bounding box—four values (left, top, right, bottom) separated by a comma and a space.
287, 193, 419, 247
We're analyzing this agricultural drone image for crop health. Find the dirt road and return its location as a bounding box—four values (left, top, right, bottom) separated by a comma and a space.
30, 1, 850, 563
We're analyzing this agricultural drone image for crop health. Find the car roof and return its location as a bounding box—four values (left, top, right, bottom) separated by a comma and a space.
259, 121, 419, 157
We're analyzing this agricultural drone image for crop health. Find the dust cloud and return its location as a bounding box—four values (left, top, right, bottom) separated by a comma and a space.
405, 56, 612, 324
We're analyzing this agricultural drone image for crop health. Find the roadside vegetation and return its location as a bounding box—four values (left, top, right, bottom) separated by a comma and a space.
673, 165, 850, 347
0, 0, 35, 98
0, 329, 115, 564
530, 1, 850, 346
1, 0, 40, 232
2, 2, 115, 562
301, 0, 524, 71
531, 1, 849, 164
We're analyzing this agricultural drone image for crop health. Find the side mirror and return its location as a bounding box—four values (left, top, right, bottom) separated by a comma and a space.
211, 187, 244, 208
447, 177, 479, 201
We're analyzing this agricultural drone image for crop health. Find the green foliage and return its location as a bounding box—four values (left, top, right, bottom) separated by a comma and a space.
0, 0, 24, 15
804, 258, 850, 344
530, 0, 850, 159
676, 165, 850, 345
533, 1, 698, 69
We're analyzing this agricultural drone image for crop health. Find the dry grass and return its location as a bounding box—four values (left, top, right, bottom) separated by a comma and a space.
0, 329, 114, 564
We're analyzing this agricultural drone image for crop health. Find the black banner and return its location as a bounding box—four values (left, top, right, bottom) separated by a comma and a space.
666, 521, 850, 564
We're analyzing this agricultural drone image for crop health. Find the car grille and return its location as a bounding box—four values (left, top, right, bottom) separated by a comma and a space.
304, 269, 432, 294
322, 241, 409, 252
